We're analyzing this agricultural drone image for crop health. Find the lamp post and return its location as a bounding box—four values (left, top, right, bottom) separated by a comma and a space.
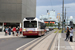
65, 7, 70, 27
70, 16, 73, 27
62, 0, 64, 33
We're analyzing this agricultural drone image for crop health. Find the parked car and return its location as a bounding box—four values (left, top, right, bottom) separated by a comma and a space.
49, 28, 54, 31
46, 28, 49, 32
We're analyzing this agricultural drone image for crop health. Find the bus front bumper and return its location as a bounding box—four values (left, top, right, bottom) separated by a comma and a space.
23, 31, 39, 36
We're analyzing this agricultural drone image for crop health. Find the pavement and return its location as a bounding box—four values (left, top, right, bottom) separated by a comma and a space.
59, 32, 75, 50
0, 32, 23, 39
59, 33, 72, 50
69, 31, 75, 50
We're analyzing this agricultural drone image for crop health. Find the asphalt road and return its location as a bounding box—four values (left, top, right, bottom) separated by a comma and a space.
0, 36, 37, 50
0, 30, 55, 50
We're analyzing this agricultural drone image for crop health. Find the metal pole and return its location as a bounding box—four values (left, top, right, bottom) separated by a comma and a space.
62, 0, 64, 33
65, 7, 66, 28
65, 7, 69, 26
67, 17, 68, 26
65, 7, 66, 22
20, 23, 21, 28
2, 22, 4, 32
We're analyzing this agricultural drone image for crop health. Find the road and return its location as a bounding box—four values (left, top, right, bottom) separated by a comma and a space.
0, 30, 55, 50
0, 30, 54, 50
0, 36, 37, 50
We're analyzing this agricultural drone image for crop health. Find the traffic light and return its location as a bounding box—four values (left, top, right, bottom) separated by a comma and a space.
63, 20, 65, 23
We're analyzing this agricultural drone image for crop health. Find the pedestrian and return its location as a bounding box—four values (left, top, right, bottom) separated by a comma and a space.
16, 26, 20, 36
65, 27, 70, 41
12, 27, 16, 36
19, 27, 22, 35
12, 27, 14, 36
70, 27, 74, 42
8, 26, 11, 35
4, 27, 8, 36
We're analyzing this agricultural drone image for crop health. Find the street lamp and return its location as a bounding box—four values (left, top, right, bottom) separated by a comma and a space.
65, 7, 70, 29
70, 16, 73, 27
62, 0, 64, 33
70, 16, 73, 20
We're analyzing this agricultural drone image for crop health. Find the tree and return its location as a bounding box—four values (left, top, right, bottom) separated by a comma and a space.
54, 24, 56, 28
58, 23, 60, 29
46, 23, 49, 26
45, 23, 54, 27
49, 23, 54, 27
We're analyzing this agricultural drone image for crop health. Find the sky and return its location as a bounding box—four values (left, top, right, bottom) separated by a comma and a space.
36, 0, 75, 23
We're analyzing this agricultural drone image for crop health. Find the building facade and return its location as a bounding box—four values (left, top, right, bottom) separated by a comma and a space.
0, 0, 36, 31
40, 10, 58, 28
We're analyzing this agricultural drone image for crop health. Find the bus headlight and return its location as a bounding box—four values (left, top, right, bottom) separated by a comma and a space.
23, 28, 26, 31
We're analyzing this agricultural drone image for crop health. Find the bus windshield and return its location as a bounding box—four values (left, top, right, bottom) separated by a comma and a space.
24, 21, 37, 28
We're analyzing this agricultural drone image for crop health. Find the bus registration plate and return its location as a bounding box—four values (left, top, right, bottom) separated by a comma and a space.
29, 31, 32, 33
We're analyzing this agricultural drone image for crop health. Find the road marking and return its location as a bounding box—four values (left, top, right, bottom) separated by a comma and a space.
16, 38, 39, 50
58, 33, 61, 50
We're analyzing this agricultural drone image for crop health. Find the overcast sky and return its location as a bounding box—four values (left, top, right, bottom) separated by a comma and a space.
36, 0, 75, 23
37, 0, 75, 6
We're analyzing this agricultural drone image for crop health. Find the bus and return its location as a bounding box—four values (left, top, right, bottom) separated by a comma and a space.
22, 17, 46, 36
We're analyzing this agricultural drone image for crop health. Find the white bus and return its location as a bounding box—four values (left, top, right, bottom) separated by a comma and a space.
23, 17, 46, 36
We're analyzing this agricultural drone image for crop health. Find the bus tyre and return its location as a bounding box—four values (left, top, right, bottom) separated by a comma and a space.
42, 33, 45, 36
38, 35, 41, 37
26, 36, 30, 37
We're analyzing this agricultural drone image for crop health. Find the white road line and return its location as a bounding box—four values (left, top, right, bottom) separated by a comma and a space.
58, 33, 61, 50
16, 38, 39, 50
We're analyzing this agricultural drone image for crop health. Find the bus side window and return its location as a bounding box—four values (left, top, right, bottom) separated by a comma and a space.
41, 23, 45, 29
38, 22, 45, 29
38, 22, 41, 29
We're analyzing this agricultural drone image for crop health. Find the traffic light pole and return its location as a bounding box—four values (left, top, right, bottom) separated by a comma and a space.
65, 7, 66, 21
62, 0, 64, 33
64, 7, 66, 30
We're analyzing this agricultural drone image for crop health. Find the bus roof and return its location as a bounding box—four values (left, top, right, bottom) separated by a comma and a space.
23, 18, 44, 23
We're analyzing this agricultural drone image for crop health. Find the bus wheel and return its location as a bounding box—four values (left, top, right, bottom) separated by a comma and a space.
38, 35, 41, 37
26, 36, 30, 37
42, 33, 45, 36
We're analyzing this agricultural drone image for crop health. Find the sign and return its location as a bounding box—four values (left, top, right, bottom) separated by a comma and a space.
4, 23, 6, 25
44, 21, 55, 24
44, 22, 48, 23
50, 22, 55, 24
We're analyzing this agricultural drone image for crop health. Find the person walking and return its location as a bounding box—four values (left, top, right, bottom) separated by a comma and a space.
65, 27, 70, 41
12, 27, 14, 36
16, 26, 20, 36
4, 27, 8, 36
8, 26, 11, 35
12, 27, 16, 36
70, 27, 74, 42
19, 27, 22, 35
